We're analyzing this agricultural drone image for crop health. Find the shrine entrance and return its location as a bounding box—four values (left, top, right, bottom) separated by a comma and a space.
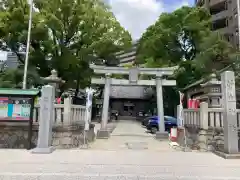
90, 64, 177, 139
123, 101, 134, 116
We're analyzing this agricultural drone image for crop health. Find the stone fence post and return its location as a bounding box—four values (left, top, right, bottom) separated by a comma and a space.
64, 97, 72, 125
198, 102, 209, 151
199, 102, 208, 130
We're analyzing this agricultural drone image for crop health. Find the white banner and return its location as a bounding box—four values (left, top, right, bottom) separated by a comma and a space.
85, 87, 94, 131
178, 91, 184, 127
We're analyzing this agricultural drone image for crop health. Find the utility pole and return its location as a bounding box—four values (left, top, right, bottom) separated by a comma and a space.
237, 0, 240, 49
22, 0, 33, 89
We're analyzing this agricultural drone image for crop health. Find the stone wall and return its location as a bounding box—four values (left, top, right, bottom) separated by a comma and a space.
0, 123, 95, 149
177, 127, 226, 152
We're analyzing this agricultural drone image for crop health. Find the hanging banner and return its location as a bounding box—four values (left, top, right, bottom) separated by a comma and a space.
85, 88, 94, 131
178, 91, 184, 127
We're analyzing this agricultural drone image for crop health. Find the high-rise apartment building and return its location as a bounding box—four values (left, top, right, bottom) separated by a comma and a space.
115, 41, 137, 67
196, 0, 240, 48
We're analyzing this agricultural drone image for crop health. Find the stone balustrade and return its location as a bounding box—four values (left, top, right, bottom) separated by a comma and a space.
0, 98, 95, 149
177, 103, 240, 152
33, 103, 86, 126
181, 105, 240, 130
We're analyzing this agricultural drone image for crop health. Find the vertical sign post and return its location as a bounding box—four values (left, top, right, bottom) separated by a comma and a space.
32, 85, 55, 154
221, 71, 238, 154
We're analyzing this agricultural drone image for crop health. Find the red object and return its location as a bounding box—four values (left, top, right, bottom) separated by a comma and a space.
57, 97, 61, 104
192, 99, 196, 109
195, 100, 200, 109
188, 99, 193, 108
191, 99, 199, 109
170, 127, 178, 142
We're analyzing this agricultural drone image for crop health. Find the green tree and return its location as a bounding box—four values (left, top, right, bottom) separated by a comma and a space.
137, 6, 236, 89
195, 32, 236, 74
0, 0, 132, 89
137, 6, 211, 66
0, 68, 42, 88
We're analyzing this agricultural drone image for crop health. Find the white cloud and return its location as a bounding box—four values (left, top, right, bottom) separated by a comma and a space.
108, 0, 164, 40
108, 0, 191, 40
165, 0, 190, 12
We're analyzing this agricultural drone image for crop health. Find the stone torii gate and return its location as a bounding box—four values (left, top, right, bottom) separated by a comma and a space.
90, 64, 177, 139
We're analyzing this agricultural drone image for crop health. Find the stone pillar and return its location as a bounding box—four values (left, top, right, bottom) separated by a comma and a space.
221, 71, 238, 154
63, 97, 72, 125
198, 102, 209, 151
155, 76, 168, 139
32, 85, 55, 154
97, 73, 111, 139
199, 102, 208, 130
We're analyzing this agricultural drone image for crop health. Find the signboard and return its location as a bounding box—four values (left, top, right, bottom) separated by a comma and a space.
0, 97, 31, 121
0, 88, 39, 149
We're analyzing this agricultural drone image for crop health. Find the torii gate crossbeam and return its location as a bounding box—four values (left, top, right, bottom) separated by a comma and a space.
90, 64, 177, 139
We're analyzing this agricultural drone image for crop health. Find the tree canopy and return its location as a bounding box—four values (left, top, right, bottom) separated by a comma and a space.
0, 0, 132, 89
137, 6, 237, 89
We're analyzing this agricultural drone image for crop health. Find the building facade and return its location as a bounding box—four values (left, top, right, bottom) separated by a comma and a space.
115, 41, 137, 67
196, 0, 240, 48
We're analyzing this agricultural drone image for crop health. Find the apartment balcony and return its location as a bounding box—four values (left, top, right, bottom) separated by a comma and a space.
119, 55, 136, 64
116, 51, 136, 59
209, 0, 226, 7
211, 10, 228, 21
215, 26, 232, 35
195, 0, 204, 6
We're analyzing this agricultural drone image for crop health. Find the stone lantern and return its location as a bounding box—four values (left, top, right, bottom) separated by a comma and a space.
200, 73, 222, 108
42, 69, 65, 97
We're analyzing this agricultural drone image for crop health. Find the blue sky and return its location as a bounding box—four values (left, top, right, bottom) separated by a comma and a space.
107, 0, 195, 39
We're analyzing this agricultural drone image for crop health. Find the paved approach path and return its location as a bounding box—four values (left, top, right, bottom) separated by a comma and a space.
1, 149, 240, 179
1, 121, 240, 179
90, 120, 173, 151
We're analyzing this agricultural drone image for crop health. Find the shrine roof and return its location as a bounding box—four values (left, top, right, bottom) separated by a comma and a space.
183, 66, 232, 91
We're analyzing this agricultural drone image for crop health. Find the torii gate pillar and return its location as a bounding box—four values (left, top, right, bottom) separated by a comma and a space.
97, 73, 111, 139
156, 76, 168, 138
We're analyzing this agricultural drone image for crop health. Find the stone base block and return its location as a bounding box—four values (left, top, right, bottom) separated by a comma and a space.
214, 151, 240, 159
31, 146, 55, 154
97, 129, 110, 139
155, 131, 169, 140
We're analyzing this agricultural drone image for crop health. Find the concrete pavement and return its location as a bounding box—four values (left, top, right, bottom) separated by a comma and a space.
90, 120, 174, 151
1, 120, 240, 179
1, 149, 240, 179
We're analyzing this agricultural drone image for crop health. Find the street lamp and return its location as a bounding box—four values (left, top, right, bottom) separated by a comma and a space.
22, 0, 33, 89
